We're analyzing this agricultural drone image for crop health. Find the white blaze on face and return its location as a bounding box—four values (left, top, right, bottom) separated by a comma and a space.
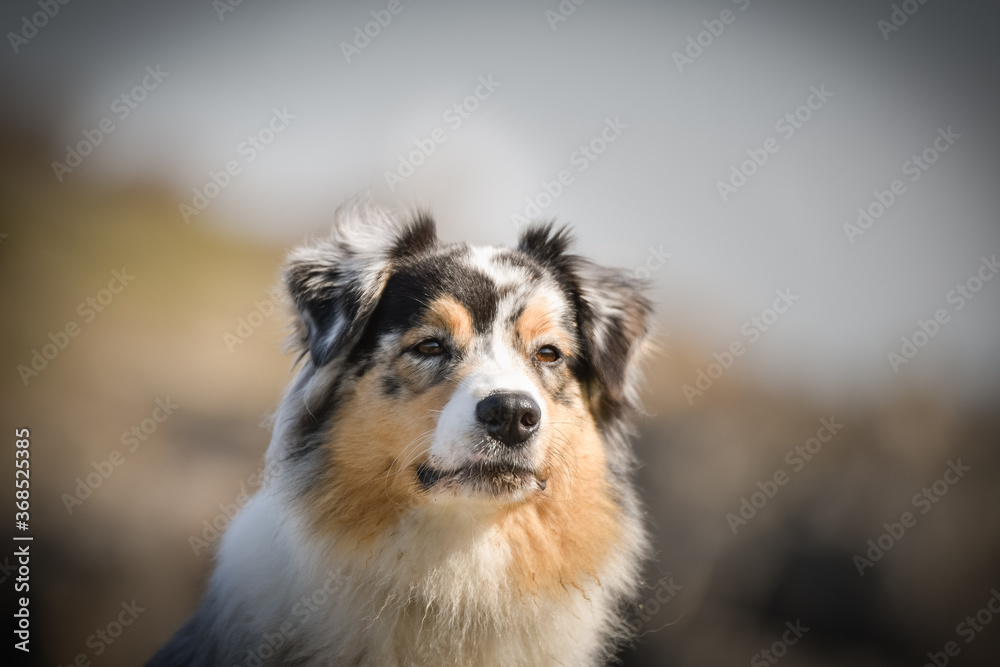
428, 318, 545, 470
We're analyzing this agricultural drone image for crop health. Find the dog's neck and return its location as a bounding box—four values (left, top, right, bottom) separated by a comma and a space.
314, 506, 621, 666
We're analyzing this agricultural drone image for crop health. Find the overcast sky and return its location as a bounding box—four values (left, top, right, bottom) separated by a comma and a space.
2, 0, 999, 404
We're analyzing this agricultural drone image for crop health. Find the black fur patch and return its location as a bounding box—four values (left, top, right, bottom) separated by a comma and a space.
389, 212, 438, 260
284, 367, 346, 459
381, 374, 401, 397
517, 222, 575, 268
356, 248, 500, 347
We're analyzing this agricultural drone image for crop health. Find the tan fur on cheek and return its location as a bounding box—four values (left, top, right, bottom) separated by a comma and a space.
305, 371, 454, 542
501, 393, 623, 596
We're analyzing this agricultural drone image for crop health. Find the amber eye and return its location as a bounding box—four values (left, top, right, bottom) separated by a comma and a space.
415, 339, 444, 356
535, 345, 561, 363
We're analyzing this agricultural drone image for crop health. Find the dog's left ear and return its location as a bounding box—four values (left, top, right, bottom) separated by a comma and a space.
284, 206, 437, 367
574, 260, 653, 421
518, 224, 652, 422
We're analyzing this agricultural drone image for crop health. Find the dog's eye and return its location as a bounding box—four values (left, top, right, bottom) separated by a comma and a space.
535, 346, 561, 363
415, 339, 444, 356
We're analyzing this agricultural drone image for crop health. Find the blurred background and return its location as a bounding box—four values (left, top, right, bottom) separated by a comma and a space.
1, 0, 999, 665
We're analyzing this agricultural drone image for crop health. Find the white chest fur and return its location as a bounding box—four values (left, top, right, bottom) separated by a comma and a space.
211, 490, 629, 666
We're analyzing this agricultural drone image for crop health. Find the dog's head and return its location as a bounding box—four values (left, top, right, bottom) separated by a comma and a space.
279, 206, 650, 534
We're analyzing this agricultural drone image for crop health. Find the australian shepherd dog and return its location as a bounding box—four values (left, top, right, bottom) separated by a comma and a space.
149, 204, 652, 666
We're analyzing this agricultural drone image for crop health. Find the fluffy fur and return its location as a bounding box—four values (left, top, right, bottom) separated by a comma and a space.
148, 204, 653, 667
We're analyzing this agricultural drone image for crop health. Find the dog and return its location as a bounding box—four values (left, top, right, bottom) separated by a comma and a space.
148, 204, 652, 666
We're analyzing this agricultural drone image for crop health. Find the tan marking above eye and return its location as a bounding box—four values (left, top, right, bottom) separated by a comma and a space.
517, 296, 575, 357
415, 296, 474, 349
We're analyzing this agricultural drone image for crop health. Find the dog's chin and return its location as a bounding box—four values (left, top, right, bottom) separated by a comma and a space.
416, 461, 547, 503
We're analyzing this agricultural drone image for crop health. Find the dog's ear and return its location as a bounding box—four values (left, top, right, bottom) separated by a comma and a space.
518, 223, 652, 422
284, 206, 437, 367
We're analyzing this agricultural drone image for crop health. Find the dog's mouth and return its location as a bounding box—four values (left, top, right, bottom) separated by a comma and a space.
416, 461, 547, 498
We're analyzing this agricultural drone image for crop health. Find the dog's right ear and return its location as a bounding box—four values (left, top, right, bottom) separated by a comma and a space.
284, 206, 437, 367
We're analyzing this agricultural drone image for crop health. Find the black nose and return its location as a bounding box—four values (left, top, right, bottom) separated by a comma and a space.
475, 392, 541, 447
